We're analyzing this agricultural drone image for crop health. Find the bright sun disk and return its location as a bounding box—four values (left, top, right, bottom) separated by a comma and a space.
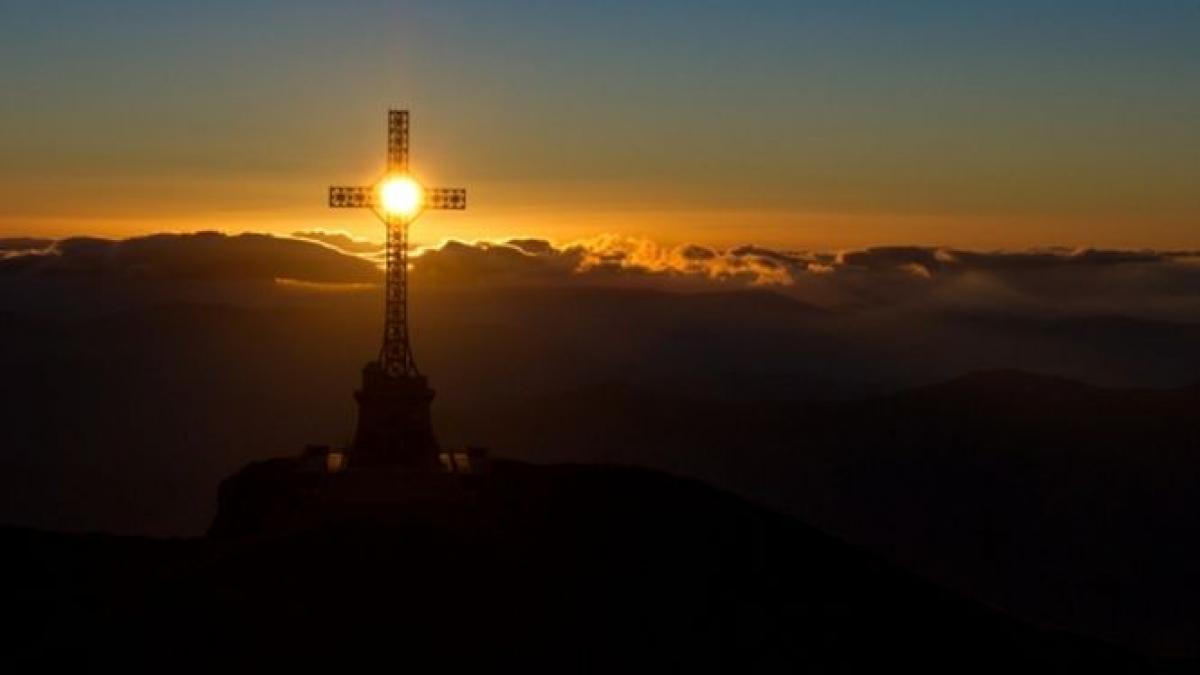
378, 176, 424, 217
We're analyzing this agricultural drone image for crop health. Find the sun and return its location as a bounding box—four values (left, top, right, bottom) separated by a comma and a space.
377, 175, 425, 217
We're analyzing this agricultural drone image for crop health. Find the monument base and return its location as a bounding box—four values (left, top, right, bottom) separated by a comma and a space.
349, 361, 440, 469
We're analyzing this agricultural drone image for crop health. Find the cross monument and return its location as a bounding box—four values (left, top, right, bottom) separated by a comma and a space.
328, 109, 466, 469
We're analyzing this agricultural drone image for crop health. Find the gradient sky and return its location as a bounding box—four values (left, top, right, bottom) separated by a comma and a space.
1, 0, 1197, 249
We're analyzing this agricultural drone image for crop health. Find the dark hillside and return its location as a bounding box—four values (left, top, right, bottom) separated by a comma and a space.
4, 461, 1164, 673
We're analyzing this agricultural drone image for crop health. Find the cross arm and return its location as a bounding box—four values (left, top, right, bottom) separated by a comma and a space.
328, 185, 465, 211
329, 186, 377, 208
426, 188, 467, 210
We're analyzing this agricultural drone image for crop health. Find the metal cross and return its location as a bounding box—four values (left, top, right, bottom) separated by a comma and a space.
328, 109, 467, 378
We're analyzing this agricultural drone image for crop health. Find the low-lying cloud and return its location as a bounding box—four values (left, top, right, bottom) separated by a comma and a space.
292, 230, 384, 255
415, 235, 1200, 320
3, 231, 1199, 323
0, 232, 379, 283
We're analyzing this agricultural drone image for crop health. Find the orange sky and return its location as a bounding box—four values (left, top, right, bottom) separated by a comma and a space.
3, 169, 1195, 252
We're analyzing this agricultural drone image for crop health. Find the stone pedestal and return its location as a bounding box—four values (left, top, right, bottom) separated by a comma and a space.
349, 361, 439, 469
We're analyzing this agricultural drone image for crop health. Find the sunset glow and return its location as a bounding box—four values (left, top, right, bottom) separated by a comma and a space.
1, 3, 1197, 249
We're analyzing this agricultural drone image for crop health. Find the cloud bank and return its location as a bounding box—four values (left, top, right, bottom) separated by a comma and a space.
0, 232, 379, 283
415, 235, 1200, 320
3, 231, 1199, 322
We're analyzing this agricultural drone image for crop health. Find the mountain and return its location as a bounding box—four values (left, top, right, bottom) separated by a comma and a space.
466, 370, 1200, 657
3, 460, 1164, 673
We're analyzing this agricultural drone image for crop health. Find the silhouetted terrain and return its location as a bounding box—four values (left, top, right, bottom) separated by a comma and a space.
3, 461, 1169, 673
469, 371, 1200, 657
3, 234, 1200, 658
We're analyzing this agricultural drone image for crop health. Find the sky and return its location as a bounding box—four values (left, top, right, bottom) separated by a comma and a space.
0, 0, 1197, 250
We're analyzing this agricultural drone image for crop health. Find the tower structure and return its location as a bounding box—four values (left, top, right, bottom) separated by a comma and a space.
328, 110, 467, 469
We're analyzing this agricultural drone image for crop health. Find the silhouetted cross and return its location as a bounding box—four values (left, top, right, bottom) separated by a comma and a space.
327, 110, 467, 378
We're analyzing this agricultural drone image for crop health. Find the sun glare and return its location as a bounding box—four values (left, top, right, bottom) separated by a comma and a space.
378, 175, 425, 218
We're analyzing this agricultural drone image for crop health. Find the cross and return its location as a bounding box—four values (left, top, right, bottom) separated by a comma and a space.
328, 109, 466, 379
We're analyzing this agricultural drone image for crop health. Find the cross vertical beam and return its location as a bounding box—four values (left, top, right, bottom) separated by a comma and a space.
382, 212, 415, 377
388, 109, 409, 173
382, 108, 414, 378
327, 109, 468, 380
326, 108, 468, 469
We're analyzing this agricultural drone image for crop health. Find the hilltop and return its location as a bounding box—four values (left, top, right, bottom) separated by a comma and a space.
5, 459, 1166, 673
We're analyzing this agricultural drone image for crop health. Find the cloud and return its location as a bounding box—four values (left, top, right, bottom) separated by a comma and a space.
841, 246, 1178, 273
292, 230, 384, 255
0, 237, 55, 262
506, 238, 557, 256
839, 247, 945, 272
679, 244, 716, 261
0, 232, 381, 283
407, 238, 1200, 321
415, 239, 583, 287
4, 231, 1199, 322
411, 235, 802, 291
0, 237, 54, 252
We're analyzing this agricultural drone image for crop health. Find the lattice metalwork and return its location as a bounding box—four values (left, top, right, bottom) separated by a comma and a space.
327, 109, 468, 378
329, 186, 377, 208
330, 185, 467, 211
381, 214, 414, 376
426, 187, 467, 210
388, 109, 409, 173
